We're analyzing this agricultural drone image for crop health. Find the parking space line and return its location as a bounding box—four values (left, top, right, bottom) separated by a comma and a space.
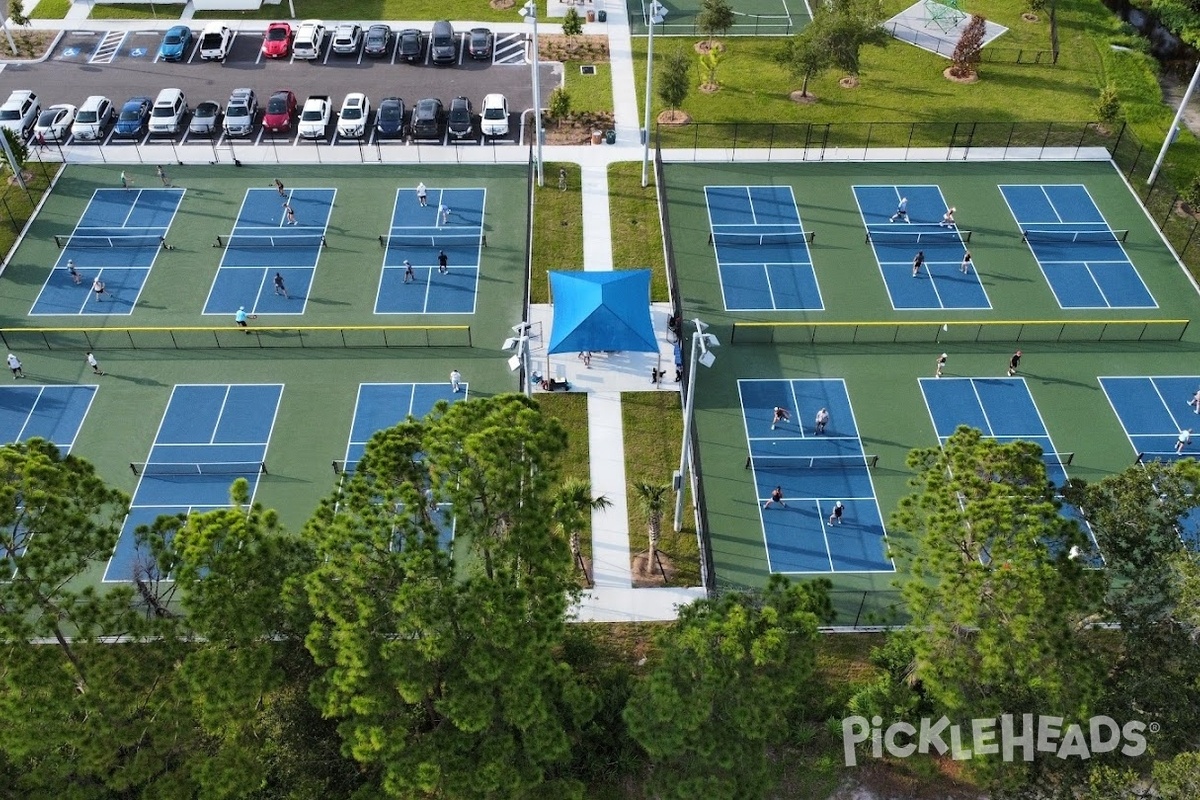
89, 31, 127, 64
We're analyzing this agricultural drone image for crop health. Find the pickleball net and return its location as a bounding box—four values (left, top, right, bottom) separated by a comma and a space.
1022, 229, 1129, 244
55, 233, 166, 249
865, 228, 972, 245
130, 461, 267, 476
745, 453, 879, 470
214, 233, 328, 248
379, 233, 487, 248
709, 230, 816, 247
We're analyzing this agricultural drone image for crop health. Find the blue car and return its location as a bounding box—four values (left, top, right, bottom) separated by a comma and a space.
114, 96, 153, 138
158, 25, 192, 62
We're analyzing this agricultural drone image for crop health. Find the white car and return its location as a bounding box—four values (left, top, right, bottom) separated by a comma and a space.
480, 93, 509, 139
337, 93, 370, 139
148, 88, 187, 136
0, 90, 40, 137
34, 104, 77, 142
330, 23, 362, 55
71, 95, 114, 141
293, 19, 325, 60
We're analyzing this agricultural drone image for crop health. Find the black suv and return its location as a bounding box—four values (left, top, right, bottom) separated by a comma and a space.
411, 98, 443, 140
398, 29, 422, 63
447, 96, 474, 141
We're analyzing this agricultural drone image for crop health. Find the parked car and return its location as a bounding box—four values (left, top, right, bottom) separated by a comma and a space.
34, 104, 76, 142
375, 97, 406, 138
337, 93, 370, 139
430, 20, 456, 64
71, 95, 113, 141
363, 24, 391, 57
298, 95, 331, 139
263, 89, 297, 133
397, 28, 422, 63
189, 100, 222, 136
114, 96, 153, 138
158, 25, 192, 62
199, 22, 233, 61
468, 27, 493, 60
411, 97, 443, 140
447, 96, 474, 141
223, 88, 258, 137
261, 22, 292, 59
293, 19, 325, 60
480, 93, 509, 139
331, 23, 362, 55
148, 88, 188, 136
0, 90, 40, 136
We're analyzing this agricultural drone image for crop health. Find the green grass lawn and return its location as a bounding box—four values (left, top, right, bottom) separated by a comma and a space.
635, 0, 1105, 129
29, 0, 71, 19
531, 162, 584, 304
622, 392, 699, 587
607, 162, 667, 301
90, 3, 178, 19
0, 167, 57, 259
564, 62, 615, 115
536, 392, 594, 572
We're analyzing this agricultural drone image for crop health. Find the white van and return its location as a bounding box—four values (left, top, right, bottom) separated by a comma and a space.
148, 88, 187, 136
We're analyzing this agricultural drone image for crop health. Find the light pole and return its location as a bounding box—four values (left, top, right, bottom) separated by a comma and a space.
502, 322, 534, 398
521, 0, 545, 187
674, 318, 717, 531
641, 0, 667, 188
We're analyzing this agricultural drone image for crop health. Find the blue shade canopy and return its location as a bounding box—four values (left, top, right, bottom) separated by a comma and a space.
547, 270, 658, 354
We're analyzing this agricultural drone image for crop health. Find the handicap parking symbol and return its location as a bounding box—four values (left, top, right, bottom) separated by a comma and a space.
60, 46, 80, 59
130, 47, 147, 57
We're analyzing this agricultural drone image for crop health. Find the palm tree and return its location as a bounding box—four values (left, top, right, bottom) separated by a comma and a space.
552, 478, 612, 577
632, 482, 671, 576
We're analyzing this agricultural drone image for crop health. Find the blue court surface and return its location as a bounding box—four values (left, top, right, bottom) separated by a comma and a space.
203, 188, 336, 316
853, 184, 990, 311
1000, 184, 1155, 309
104, 384, 282, 582
0, 385, 96, 453
375, 187, 484, 315
704, 185, 821, 311
738, 379, 894, 574
919, 377, 1101, 558
1099, 376, 1200, 548
340, 382, 470, 551
31, 189, 184, 316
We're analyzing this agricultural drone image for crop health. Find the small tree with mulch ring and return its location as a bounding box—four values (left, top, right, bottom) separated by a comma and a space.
658, 46, 692, 121
950, 14, 987, 79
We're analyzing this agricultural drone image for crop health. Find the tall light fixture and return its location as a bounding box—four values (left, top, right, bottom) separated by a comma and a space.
502, 322, 534, 398
641, 0, 667, 188
674, 318, 717, 531
522, 0, 545, 187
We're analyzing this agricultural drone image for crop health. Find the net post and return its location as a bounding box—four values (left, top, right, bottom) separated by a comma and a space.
963, 230, 972, 243
320, 236, 327, 249
807, 231, 816, 244
54, 235, 65, 248
379, 235, 386, 247
867, 455, 879, 468
129, 463, 139, 475
214, 235, 224, 248
864, 231, 872, 244
708, 232, 714, 246
259, 461, 268, 475
744, 455, 751, 469
1118, 230, 1129, 242
482, 234, 487, 247
332, 460, 341, 475
1135, 453, 1145, 466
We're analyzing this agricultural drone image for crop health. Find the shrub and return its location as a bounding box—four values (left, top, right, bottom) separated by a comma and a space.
950, 14, 986, 78
1095, 84, 1122, 124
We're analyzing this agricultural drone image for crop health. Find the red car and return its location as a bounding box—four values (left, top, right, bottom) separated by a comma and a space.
261, 22, 292, 58
263, 89, 297, 133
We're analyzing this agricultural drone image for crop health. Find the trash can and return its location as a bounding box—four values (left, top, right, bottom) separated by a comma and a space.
591, 130, 603, 145
587, 9, 595, 21
598, 9, 607, 21
605, 129, 616, 145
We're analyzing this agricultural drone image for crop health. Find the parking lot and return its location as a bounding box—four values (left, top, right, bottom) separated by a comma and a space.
7, 25, 555, 148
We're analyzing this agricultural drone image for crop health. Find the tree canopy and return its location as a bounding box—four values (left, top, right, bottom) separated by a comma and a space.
303, 394, 594, 799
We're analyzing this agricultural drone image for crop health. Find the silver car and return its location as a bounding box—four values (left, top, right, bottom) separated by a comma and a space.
223, 88, 258, 137
189, 100, 222, 136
